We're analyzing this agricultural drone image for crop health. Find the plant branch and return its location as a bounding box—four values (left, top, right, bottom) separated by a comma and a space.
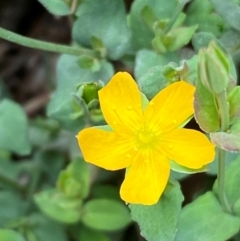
0, 27, 98, 58
216, 91, 231, 212
217, 148, 231, 212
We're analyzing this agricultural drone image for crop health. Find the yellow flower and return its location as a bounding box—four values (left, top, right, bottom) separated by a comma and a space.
77, 72, 215, 205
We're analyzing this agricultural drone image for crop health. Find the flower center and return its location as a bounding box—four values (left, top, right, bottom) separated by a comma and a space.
138, 130, 154, 144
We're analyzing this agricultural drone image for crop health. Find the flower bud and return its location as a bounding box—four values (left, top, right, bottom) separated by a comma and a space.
77, 82, 102, 104
198, 41, 229, 94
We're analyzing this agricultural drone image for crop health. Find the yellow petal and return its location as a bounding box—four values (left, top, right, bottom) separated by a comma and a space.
160, 128, 215, 169
144, 81, 195, 133
77, 127, 135, 170
120, 151, 170, 205
99, 72, 143, 133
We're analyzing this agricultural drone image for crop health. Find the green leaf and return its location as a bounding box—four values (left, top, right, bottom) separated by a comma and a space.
210, 119, 240, 152
90, 36, 107, 58
162, 60, 195, 84
0, 99, 31, 155
91, 184, 120, 201
0, 191, 27, 227
185, 0, 224, 37
141, 5, 158, 31
0, 158, 24, 186
39, 150, 66, 185
80, 226, 110, 241
228, 86, 240, 123
186, 13, 224, 37
170, 161, 208, 173
134, 49, 178, 80
28, 118, 59, 147
57, 157, 90, 199
130, 181, 183, 241
34, 189, 82, 223
166, 25, 198, 52
47, 55, 113, 132
192, 32, 217, 52
29, 213, 68, 241
179, 0, 192, 5
69, 224, 110, 241
138, 66, 168, 99
82, 199, 131, 231
38, 0, 71, 16
213, 155, 240, 207
210, 132, 240, 152
183, 55, 199, 84
187, 0, 213, 12
171, 12, 186, 29
194, 78, 220, 132
174, 192, 240, 241
160, 56, 198, 85
73, 0, 130, 60
77, 56, 100, 72
0, 229, 25, 241
233, 199, 240, 218
129, 0, 178, 50
152, 31, 168, 53
220, 29, 240, 57
226, 155, 240, 208
170, 171, 188, 181
210, 0, 240, 32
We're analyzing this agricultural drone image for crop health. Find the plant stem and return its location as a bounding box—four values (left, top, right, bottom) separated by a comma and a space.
0, 27, 98, 57
0, 172, 25, 192
70, 0, 78, 14
217, 148, 231, 212
217, 91, 229, 132
216, 91, 231, 212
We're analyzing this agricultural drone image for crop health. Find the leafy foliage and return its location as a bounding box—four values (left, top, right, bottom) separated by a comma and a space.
130, 181, 183, 241
1, 0, 240, 240
0, 100, 31, 155
174, 192, 240, 241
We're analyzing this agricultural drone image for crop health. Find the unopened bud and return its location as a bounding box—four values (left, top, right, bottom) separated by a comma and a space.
198, 41, 229, 94
77, 82, 101, 104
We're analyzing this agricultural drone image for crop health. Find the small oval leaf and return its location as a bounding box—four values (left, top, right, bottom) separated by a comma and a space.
82, 199, 131, 231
